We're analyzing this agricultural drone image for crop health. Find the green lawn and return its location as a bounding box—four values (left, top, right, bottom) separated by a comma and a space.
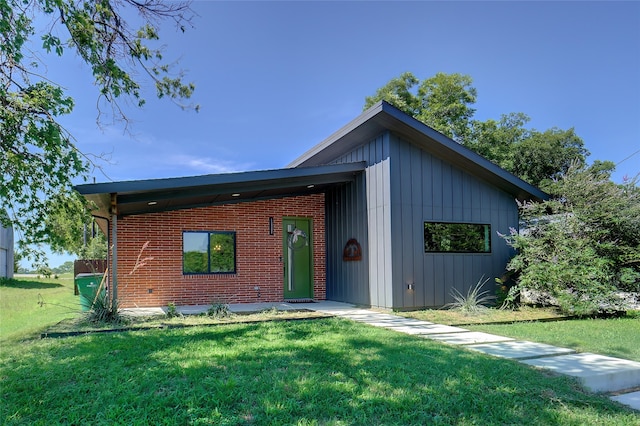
397, 307, 640, 362
0, 274, 81, 342
467, 314, 640, 362
395, 305, 567, 325
1, 277, 639, 424
2, 319, 639, 425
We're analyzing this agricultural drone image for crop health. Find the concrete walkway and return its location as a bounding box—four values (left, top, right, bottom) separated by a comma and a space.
294, 301, 640, 412
122, 301, 640, 411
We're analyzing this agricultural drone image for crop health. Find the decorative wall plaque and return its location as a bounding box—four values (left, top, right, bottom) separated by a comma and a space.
343, 238, 362, 261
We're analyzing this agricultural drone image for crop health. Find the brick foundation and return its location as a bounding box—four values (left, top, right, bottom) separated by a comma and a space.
110, 194, 326, 308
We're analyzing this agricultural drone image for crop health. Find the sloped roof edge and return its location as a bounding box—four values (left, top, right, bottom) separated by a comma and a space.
75, 162, 366, 217
289, 101, 548, 202
76, 162, 365, 196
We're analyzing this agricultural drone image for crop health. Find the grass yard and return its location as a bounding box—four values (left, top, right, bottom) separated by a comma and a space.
397, 306, 640, 362
1, 276, 639, 424
2, 319, 639, 425
0, 274, 81, 342
394, 306, 567, 326
467, 313, 640, 363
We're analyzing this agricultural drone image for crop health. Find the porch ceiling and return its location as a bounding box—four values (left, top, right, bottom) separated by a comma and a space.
75, 162, 366, 218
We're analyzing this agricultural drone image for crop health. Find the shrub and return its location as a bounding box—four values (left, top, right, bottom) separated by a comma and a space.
500, 165, 639, 315
207, 302, 231, 319
494, 276, 520, 310
618, 267, 640, 292
36, 265, 53, 278
166, 302, 182, 318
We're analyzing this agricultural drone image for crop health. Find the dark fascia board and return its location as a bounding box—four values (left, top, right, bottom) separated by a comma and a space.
75, 162, 365, 196
289, 101, 548, 202
75, 162, 366, 217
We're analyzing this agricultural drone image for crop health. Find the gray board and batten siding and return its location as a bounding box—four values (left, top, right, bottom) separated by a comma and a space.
325, 132, 517, 310
324, 134, 390, 308
389, 134, 518, 309
325, 133, 392, 308
291, 101, 546, 311
325, 170, 371, 306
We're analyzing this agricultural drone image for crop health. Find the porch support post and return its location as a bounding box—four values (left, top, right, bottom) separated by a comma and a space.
110, 193, 118, 311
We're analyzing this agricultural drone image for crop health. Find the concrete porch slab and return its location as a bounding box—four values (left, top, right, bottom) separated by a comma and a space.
291, 301, 358, 313
228, 302, 308, 313
522, 353, 640, 393
120, 307, 166, 317
182, 302, 335, 314
120, 300, 352, 317
424, 331, 514, 345
466, 341, 576, 360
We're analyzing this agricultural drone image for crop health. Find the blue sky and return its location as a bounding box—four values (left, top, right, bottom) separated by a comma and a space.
33, 1, 640, 268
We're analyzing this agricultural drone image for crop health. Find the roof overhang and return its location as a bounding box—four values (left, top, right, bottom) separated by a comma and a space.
75, 162, 366, 218
289, 101, 548, 202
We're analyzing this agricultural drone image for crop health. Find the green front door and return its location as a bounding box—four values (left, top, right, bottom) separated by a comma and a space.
283, 217, 313, 300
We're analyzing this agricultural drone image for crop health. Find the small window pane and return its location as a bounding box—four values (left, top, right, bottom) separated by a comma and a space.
209, 232, 235, 273
424, 222, 490, 253
183, 231, 236, 274
183, 232, 209, 273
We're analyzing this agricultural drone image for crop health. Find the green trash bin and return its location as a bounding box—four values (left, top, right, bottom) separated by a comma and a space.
75, 273, 106, 311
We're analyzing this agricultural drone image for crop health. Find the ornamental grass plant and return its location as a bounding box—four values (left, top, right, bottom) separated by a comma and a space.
444, 276, 495, 314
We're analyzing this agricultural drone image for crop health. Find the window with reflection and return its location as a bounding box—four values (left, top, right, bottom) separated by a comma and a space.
424, 222, 490, 253
183, 231, 236, 274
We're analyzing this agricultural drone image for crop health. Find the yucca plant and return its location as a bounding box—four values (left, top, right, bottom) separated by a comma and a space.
445, 276, 495, 314
166, 302, 182, 318
207, 302, 231, 319
87, 289, 122, 324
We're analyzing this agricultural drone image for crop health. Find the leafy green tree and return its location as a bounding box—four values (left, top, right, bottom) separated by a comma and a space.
580, 159, 616, 179
0, 0, 196, 266
81, 233, 108, 260
365, 72, 592, 188
500, 165, 640, 315
470, 119, 592, 192
365, 72, 476, 142
12, 247, 23, 274
414, 72, 477, 143
511, 127, 589, 190
45, 191, 107, 260
52, 260, 73, 274
467, 112, 531, 173
364, 72, 421, 117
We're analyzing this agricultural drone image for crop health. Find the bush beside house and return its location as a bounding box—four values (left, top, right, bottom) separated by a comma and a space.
501, 166, 640, 315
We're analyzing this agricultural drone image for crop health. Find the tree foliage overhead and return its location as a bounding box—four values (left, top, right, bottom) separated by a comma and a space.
364, 72, 596, 190
45, 190, 107, 260
0, 0, 195, 265
365, 72, 477, 143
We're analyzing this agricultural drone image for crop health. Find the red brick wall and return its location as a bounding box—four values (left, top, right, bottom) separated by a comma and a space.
111, 194, 326, 308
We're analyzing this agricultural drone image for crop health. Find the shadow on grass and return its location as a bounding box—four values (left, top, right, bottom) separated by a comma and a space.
0, 279, 64, 289
1, 319, 637, 425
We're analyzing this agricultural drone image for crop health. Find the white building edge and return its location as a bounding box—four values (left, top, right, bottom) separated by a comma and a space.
0, 223, 14, 279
